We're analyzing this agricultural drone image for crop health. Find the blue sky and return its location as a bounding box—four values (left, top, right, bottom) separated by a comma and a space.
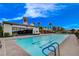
0, 3, 79, 29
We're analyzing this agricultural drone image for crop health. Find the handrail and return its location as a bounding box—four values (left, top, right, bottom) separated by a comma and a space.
48, 46, 56, 56
50, 42, 60, 56
42, 42, 60, 56
42, 45, 56, 56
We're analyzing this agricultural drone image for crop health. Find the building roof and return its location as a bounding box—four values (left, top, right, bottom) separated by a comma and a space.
3, 21, 28, 26
3, 21, 37, 27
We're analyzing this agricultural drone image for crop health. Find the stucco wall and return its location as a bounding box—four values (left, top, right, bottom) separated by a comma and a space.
3, 24, 12, 36
33, 27, 40, 34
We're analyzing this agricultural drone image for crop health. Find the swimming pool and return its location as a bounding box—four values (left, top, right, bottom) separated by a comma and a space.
16, 34, 69, 56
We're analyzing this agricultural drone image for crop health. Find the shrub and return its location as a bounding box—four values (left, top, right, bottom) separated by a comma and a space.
0, 33, 3, 37
4, 32, 10, 37
0, 26, 3, 37
75, 32, 79, 39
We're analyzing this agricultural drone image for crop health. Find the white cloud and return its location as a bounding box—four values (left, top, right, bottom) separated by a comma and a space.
1, 16, 23, 22
0, 3, 67, 22
24, 3, 67, 18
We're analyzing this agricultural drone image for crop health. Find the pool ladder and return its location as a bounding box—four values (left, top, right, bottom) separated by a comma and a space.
42, 42, 60, 56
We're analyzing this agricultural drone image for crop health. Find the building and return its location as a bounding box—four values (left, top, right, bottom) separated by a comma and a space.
2, 17, 40, 36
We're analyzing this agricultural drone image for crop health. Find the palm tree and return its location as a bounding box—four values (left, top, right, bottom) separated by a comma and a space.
30, 22, 35, 27
61, 27, 65, 31
58, 27, 65, 33
52, 26, 58, 33
32, 22, 35, 26
53, 26, 56, 30
48, 22, 52, 30
38, 22, 41, 28
43, 26, 48, 33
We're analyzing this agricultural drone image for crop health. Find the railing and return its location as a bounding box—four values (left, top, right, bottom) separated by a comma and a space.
42, 42, 60, 56
42, 45, 56, 56
51, 42, 60, 56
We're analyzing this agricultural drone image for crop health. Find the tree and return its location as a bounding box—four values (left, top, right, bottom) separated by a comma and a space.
32, 22, 35, 26
30, 22, 35, 27
70, 29, 75, 33
48, 22, 52, 30
38, 22, 41, 27
75, 30, 79, 39
0, 26, 3, 37
52, 26, 56, 31
61, 28, 65, 31
0, 26, 3, 32
39, 26, 43, 32
77, 30, 79, 33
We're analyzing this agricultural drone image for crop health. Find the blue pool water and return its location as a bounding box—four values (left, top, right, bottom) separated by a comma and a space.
16, 34, 69, 56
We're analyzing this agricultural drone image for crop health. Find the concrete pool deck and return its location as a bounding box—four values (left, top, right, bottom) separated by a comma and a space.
60, 34, 79, 56
0, 34, 79, 56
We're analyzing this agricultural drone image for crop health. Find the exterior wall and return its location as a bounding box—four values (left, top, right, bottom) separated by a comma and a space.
33, 27, 40, 34
12, 25, 27, 33
3, 24, 12, 36
3, 23, 40, 36
12, 25, 27, 28
12, 25, 33, 32
23, 22, 28, 25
